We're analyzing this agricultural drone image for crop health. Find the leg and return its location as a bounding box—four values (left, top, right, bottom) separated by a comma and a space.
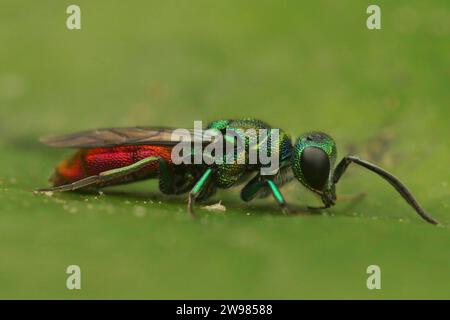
37, 157, 159, 192
308, 192, 366, 209
307, 204, 331, 210
267, 180, 290, 214
188, 168, 214, 217
241, 175, 290, 214
157, 157, 179, 194
337, 193, 366, 202
156, 157, 199, 195
333, 155, 439, 225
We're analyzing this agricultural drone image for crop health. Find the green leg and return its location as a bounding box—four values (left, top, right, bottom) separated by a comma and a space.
38, 156, 160, 192
241, 176, 289, 213
188, 168, 214, 217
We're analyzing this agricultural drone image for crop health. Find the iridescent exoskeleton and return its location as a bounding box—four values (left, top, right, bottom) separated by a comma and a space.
38, 118, 438, 225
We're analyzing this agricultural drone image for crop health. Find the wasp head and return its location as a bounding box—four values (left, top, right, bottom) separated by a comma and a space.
291, 132, 338, 204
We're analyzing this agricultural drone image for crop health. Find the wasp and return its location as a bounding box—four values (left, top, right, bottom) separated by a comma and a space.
38, 118, 438, 225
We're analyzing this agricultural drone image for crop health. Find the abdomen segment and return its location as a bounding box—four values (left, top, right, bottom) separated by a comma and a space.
50, 145, 173, 187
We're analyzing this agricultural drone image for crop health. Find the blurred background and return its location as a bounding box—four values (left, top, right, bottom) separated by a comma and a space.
0, 0, 449, 298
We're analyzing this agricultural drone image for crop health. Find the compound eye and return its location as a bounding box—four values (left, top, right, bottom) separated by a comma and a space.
300, 146, 330, 190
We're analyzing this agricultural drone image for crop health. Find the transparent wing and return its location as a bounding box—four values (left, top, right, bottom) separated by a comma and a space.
40, 127, 206, 148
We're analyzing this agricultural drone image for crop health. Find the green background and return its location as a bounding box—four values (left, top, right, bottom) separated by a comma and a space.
1, 1, 449, 299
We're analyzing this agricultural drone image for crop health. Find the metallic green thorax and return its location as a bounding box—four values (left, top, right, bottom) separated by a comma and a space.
292, 132, 337, 196
206, 118, 292, 188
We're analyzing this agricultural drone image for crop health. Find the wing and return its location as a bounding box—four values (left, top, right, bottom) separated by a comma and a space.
40, 127, 207, 148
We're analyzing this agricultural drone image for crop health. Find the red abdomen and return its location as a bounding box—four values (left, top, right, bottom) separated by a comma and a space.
51, 145, 173, 186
